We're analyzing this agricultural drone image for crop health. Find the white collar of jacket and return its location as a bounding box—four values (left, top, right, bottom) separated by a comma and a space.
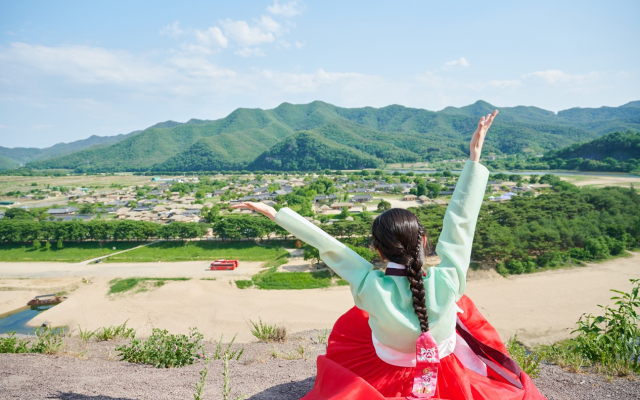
386, 261, 406, 270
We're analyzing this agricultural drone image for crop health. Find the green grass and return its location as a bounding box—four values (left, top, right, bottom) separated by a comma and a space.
0, 242, 141, 262
108, 277, 191, 294
252, 268, 333, 290
235, 280, 253, 289
103, 241, 289, 263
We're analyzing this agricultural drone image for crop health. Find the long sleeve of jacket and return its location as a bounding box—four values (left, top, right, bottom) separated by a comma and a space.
273, 159, 489, 352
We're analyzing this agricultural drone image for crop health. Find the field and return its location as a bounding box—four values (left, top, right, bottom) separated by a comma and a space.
0, 242, 142, 262
103, 241, 290, 263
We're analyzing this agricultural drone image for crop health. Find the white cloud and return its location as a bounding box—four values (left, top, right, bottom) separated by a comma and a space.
267, 0, 306, 17
295, 40, 305, 49
159, 21, 184, 38
0, 42, 238, 99
30, 124, 55, 130
220, 15, 284, 47
442, 57, 469, 70
235, 47, 267, 57
260, 68, 367, 93
522, 70, 598, 84
487, 80, 522, 89
0, 42, 168, 84
194, 26, 228, 48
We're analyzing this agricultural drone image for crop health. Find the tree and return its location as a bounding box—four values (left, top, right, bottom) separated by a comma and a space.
377, 201, 391, 212
302, 243, 321, 266
417, 183, 427, 197
426, 183, 441, 198
340, 206, 350, 219
5, 208, 32, 220
79, 204, 95, 214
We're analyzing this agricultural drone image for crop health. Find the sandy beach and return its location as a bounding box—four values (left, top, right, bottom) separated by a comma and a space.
0, 252, 638, 347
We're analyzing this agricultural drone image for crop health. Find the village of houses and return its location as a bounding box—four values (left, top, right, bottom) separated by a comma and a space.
0, 172, 553, 223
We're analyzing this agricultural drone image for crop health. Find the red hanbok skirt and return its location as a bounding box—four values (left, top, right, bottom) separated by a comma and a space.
302, 295, 547, 400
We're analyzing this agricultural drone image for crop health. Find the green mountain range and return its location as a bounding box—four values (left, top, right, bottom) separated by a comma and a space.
15, 100, 640, 172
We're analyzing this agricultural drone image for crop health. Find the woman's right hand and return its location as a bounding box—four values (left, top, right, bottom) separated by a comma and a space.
231, 202, 277, 220
469, 110, 498, 162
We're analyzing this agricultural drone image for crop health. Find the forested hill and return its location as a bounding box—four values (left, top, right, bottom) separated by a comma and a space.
22, 100, 640, 172
544, 131, 640, 161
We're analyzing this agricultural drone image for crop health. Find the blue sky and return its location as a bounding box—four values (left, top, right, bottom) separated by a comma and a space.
1, 0, 638, 148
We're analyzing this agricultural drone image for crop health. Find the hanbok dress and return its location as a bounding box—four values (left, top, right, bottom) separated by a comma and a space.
273, 160, 547, 400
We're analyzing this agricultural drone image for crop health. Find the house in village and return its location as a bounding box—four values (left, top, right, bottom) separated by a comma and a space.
330, 202, 354, 210
350, 194, 373, 203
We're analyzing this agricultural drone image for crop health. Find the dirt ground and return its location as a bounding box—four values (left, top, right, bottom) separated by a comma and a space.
1, 332, 639, 400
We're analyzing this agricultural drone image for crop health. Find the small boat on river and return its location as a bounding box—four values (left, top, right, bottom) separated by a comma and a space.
27, 294, 64, 308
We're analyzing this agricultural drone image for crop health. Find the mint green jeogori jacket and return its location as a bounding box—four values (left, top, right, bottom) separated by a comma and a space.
274, 160, 490, 357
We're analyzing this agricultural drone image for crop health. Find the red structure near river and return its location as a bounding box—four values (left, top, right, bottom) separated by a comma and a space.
209, 259, 239, 271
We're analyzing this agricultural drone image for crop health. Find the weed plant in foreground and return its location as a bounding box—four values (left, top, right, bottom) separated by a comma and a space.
77, 321, 135, 342
0, 326, 67, 354
523, 279, 640, 378
507, 335, 542, 378
116, 327, 205, 368
249, 318, 287, 342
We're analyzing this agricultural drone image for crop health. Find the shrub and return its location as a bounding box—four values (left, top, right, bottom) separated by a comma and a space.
116, 327, 205, 368
32, 240, 41, 250
249, 318, 287, 342
569, 247, 591, 261
584, 237, 610, 260
0, 332, 30, 353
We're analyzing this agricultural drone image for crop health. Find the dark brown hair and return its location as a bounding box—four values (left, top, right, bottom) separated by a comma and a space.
371, 208, 432, 332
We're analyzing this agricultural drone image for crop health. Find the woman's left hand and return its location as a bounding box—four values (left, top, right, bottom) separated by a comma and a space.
470, 110, 498, 162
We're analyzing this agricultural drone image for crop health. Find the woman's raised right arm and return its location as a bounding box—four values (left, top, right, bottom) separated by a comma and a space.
231, 202, 373, 287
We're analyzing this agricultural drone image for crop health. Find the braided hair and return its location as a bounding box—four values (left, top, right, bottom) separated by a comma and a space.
371, 208, 432, 332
